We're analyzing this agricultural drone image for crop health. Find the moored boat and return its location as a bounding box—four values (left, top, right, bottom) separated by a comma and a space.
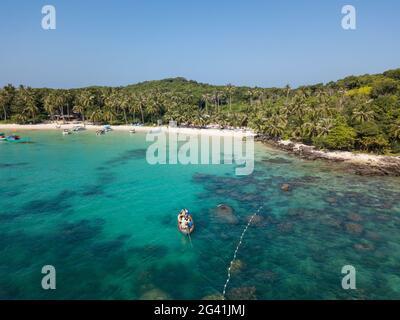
6, 135, 29, 143
62, 129, 72, 135
0, 132, 6, 141
177, 209, 195, 235
96, 129, 106, 135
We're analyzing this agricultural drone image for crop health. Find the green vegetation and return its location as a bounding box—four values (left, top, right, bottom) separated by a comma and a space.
1, 69, 400, 154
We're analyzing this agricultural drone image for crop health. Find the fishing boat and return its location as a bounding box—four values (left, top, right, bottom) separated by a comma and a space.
177, 209, 195, 235
103, 125, 112, 132
72, 125, 86, 132
6, 135, 29, 143
62, 129, 72, 135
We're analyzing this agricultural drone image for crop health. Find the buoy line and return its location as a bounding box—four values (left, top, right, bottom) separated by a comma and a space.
222, 205, 263, 299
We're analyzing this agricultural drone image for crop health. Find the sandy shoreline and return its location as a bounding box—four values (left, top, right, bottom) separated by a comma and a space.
0, 123, 255, 137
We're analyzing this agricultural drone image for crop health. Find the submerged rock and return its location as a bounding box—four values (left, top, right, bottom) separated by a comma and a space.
347, 212, 363, 222
345, 223, 364, 235
140, 288, 171, 300
213, 204, 238, 224
246, 214, 268, 227
354, 243, 375, 252
226, 286, 257, 300
230, 259, 245, 274
277, 222, 294, 233
202, 294, 224, 300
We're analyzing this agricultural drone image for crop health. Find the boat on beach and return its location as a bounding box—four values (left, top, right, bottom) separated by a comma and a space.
103, 125, 112, 132
72, 125, 86, 132
177, 209, 195, 235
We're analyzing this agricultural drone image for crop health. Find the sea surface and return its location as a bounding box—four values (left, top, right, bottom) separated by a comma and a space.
1, 130, 400, 300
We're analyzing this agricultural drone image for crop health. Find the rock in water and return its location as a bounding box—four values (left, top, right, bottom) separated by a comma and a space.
230, 259, 245, 274
226, 286, 257, 300
140, 288, 171, 300
202, 294, 224, 300
214, 204, 238, 224
347, 212, 363, 222
345, 223, 364, 235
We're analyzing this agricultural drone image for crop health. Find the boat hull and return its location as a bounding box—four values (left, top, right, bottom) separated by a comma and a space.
177, 214, 195, 235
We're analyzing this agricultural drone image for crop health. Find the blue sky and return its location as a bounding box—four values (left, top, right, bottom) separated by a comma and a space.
0, 0, 399, 88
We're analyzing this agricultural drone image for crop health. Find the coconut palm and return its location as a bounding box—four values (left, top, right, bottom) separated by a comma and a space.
352, 109, 375, 124
43, 92, 57, 122
225, 84, 235, 114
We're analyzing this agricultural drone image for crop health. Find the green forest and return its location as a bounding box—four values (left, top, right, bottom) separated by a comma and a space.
1, 69, 400, 154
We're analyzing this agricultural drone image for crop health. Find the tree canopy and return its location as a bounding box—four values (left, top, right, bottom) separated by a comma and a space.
1, 68, 400, 154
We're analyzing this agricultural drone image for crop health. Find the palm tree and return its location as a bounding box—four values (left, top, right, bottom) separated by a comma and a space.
225, 84, 235, 114
316, 118, 334, 137
263, 120, 285, 138
43, 92, 57, 122
201, 93, 211, 114
0, 84, 16, 121
90, 108, 103, 124
19, 87, 39, 121
73, 90, 96, 126
352, 109, 375, 124
119, 92, 130, 125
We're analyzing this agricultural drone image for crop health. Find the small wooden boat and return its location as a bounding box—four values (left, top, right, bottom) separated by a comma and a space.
72, 125, 86, 132
177, 209, 195, 235
6, 135, 29, 143
103, 125, 112, 132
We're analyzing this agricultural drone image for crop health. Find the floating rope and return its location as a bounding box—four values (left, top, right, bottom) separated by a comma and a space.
222, 205, 263, 299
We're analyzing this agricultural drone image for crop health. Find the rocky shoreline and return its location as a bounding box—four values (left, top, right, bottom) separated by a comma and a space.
256, 135, 400, 177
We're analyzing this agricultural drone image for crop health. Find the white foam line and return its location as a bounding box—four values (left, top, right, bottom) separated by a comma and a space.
222, 206, 263, 299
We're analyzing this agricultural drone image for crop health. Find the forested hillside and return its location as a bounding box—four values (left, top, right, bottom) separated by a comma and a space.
1, 69, 400, 154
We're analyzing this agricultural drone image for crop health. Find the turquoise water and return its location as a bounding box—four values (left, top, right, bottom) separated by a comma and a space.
1, 130, 400, 300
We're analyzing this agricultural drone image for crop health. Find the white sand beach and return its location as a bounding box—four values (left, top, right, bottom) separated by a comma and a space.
0, 123, 256, 137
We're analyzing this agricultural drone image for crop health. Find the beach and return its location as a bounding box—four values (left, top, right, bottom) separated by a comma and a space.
0, 123, 255, 137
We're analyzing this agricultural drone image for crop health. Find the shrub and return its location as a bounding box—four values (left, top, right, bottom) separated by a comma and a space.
313, 125, 356, 150
359, 135, 390, 154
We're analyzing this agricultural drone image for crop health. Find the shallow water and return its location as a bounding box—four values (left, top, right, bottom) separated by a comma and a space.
0, 130, 399, 300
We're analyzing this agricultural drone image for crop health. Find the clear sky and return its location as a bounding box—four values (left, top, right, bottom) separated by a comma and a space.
0, 0, 399, 88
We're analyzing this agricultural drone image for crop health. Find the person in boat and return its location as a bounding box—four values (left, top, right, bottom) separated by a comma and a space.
178, 209, 186, 221
180, 217, 188, 230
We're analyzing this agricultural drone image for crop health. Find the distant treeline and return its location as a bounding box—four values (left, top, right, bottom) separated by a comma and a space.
1, 70, 400, 154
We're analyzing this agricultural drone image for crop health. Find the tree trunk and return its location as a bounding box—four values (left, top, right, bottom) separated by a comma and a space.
123, 109, 128, 125
2, 106, 7, 121
140, 106, 145, 123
